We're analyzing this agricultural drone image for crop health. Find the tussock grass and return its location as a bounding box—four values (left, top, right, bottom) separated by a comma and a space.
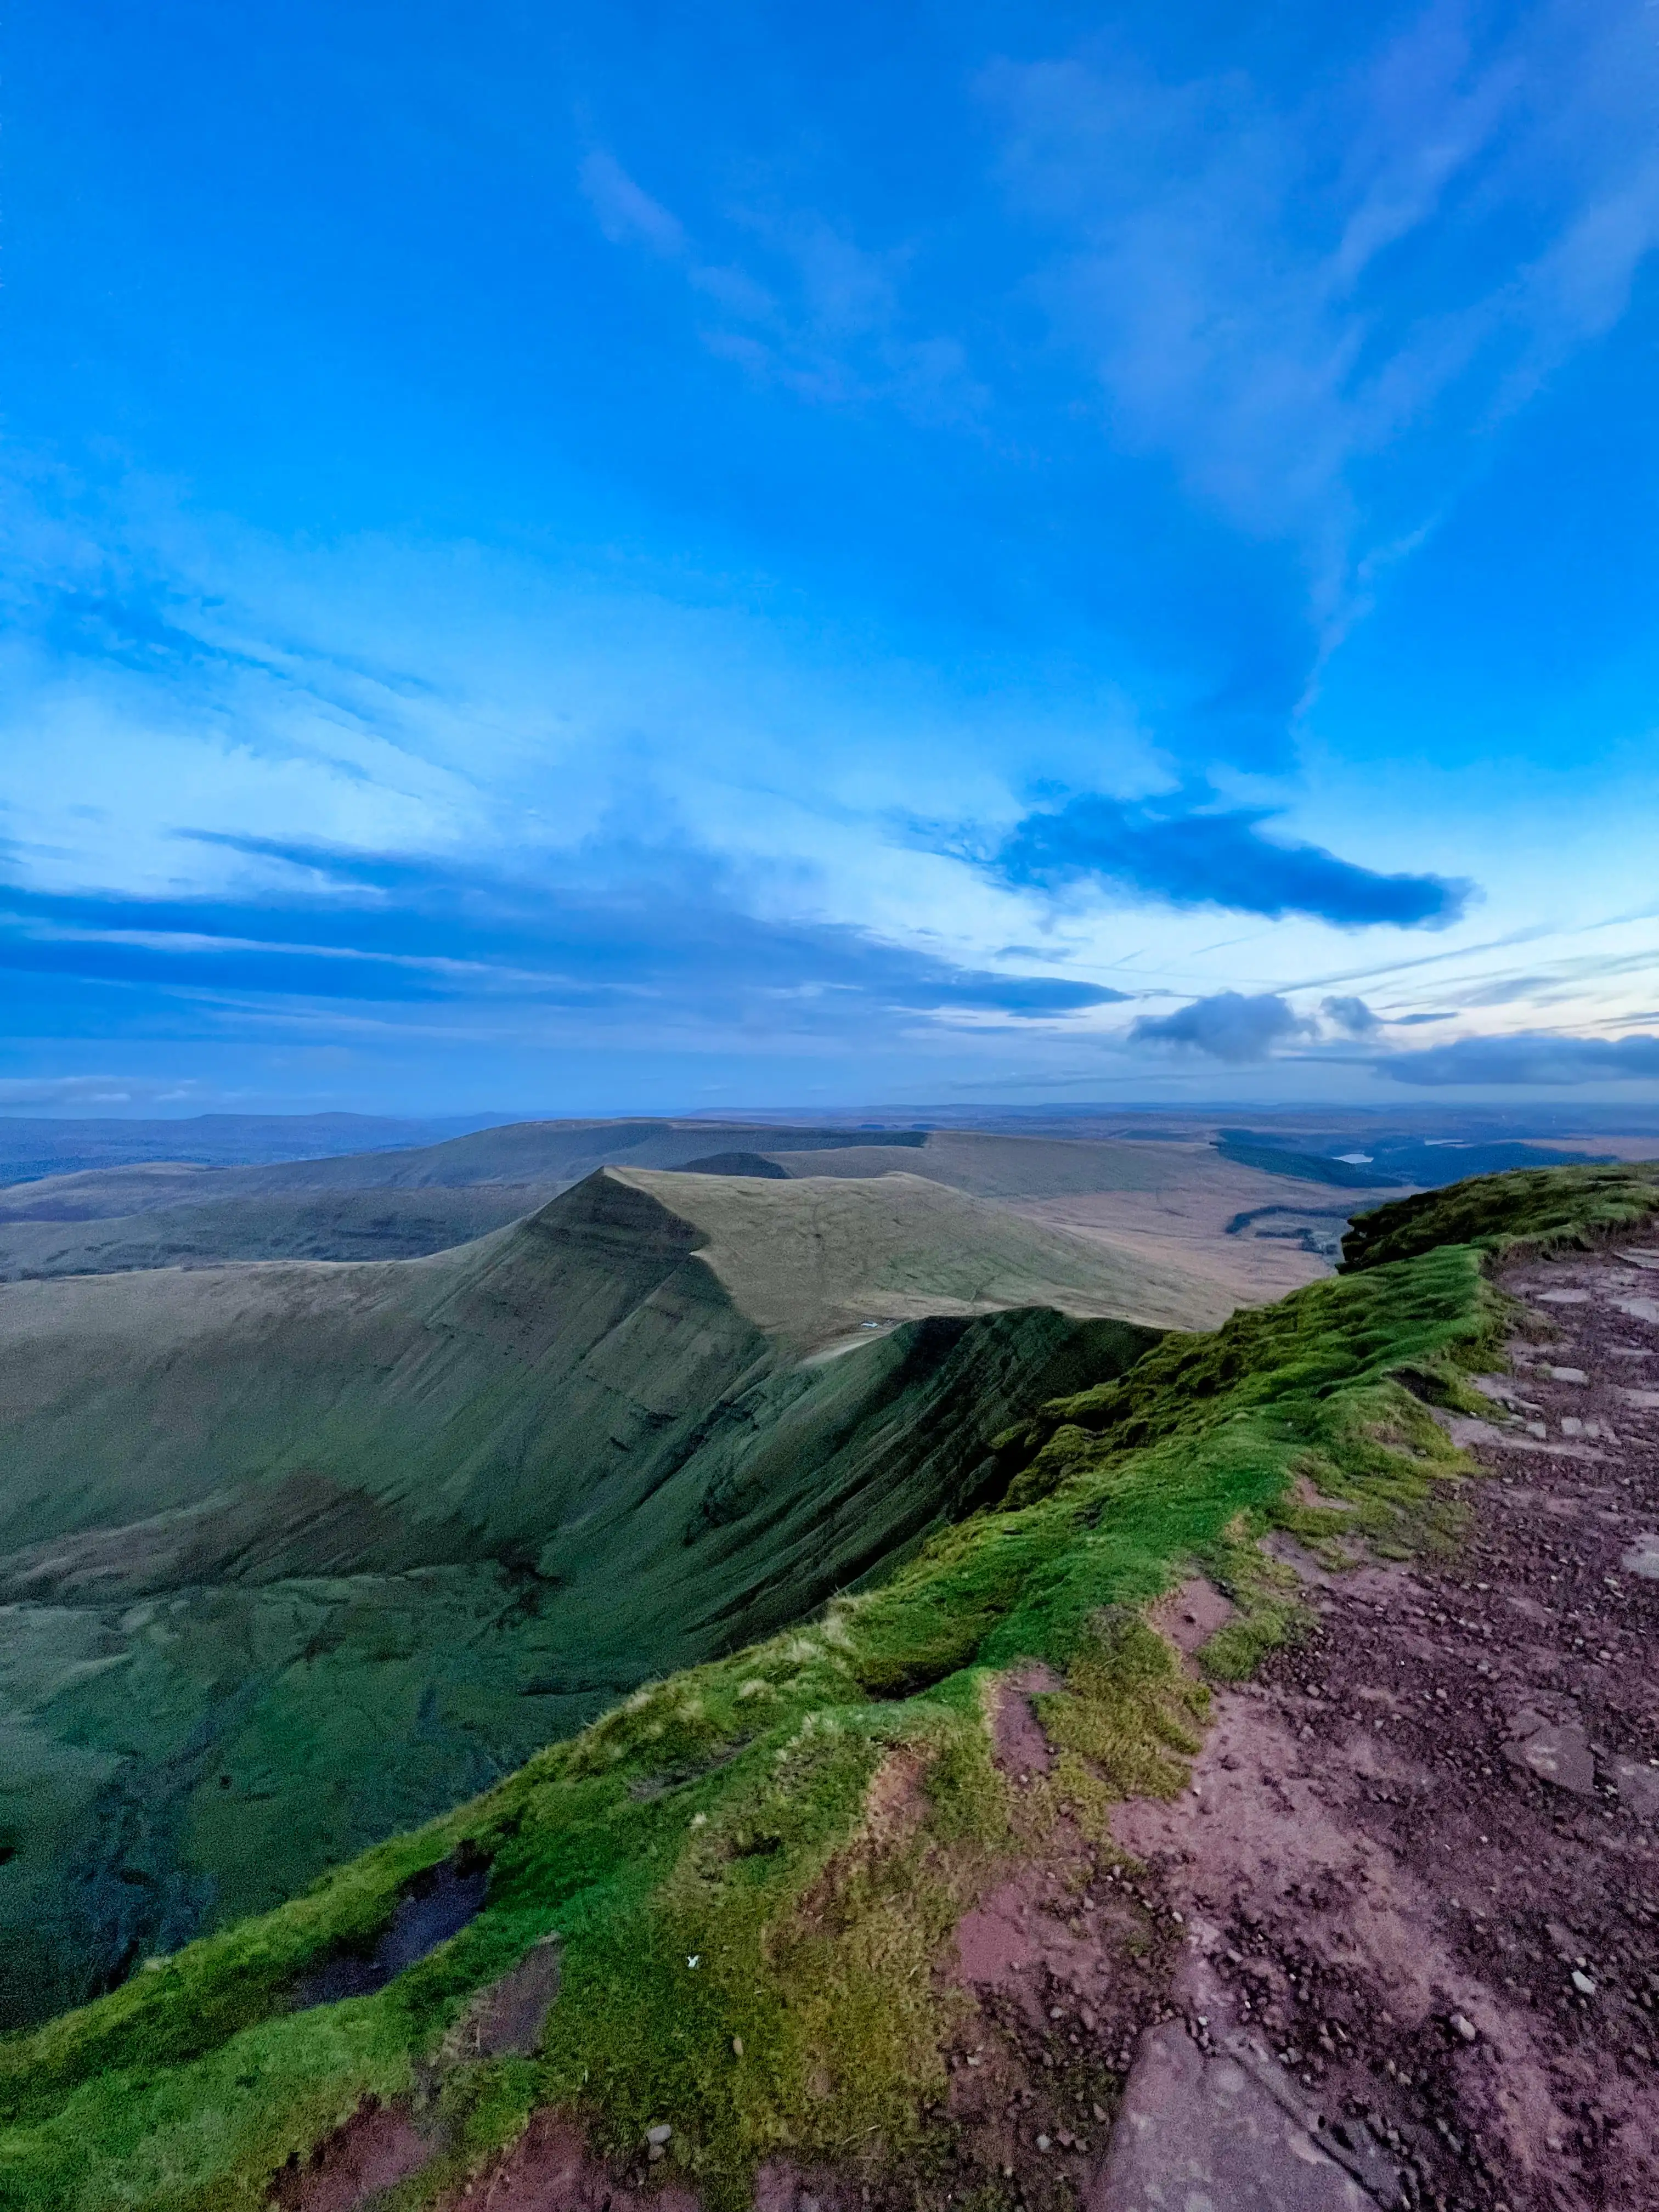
0, 1167, 1629, 2212
1341, 1159, 1659, 1272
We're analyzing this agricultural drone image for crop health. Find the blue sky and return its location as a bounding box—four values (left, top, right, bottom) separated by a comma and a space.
3, 0, 1657, 1115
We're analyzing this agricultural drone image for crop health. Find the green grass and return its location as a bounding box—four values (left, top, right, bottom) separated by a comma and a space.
1340, 1159, 1659, 1271
0, 1164, 1638, 2212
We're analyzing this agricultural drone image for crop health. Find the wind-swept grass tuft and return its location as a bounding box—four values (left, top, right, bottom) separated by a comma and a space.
1341, 1160, 1659, 1273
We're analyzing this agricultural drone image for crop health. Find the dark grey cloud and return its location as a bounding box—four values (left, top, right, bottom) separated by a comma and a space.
1129, 990, 1311, 1063
990, 791, 1472, 929
1321, 994, 1380, 1034
1385, 1032, 1659, 1087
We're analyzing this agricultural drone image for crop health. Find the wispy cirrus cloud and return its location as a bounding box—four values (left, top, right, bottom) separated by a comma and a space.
578, 150, 985, 424
0, 1074, 202, 1110
984, 0, 1659, 645
579, 151, 689, 257
0, 834, 1125, 1053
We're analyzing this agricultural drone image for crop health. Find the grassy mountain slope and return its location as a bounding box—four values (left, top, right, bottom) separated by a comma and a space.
617, 1169, 1215, 1344
765, 1130, 1173, 1200
1341, 1158, 1659, 1269
7, 1165, 1655, 2210
0, 1189, 539, 1279
0, 1169, 1166, 2026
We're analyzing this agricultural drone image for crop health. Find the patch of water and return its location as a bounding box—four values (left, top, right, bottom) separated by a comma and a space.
294, 1846, 490, 2008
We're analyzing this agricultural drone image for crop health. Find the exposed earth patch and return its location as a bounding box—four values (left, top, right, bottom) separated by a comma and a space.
1087, 1234, 1659, 2212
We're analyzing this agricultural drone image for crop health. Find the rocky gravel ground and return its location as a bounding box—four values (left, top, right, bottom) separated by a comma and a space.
1093, 1236, 1659, 2212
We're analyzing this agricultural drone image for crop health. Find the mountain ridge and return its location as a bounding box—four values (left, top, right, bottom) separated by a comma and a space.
8, 1164, 1655, 2210
0, 1165, 1163, 2024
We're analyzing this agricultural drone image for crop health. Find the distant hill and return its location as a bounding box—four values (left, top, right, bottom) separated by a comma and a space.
766, 1127, 1174, 1200
0, 1165, 1182, 2023
0, 1120, 1202, 1280
0, 1111, 511, 1184
1214, 1128, 1613, 1189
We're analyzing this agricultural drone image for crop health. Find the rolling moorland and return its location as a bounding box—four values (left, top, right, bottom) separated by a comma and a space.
0, 1155, 1656, 2212
0, 1121, 949, 1278
0, 1116, 509, 1187
0, 1111, 1621, 1295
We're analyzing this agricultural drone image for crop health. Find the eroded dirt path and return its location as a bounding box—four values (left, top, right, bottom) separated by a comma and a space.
1098, 1238, 1659, 2212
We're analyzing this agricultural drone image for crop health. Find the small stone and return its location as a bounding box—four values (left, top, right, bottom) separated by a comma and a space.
647, 2123, 673, 2145
648, 2145, 665, 2163
1451, 2013, 1477, 2044
732, 2036, 743, 2057
1092, 2103, 1108, 2122
1036, 2134, 1052, 2153
1571, 1970, 1596, 1996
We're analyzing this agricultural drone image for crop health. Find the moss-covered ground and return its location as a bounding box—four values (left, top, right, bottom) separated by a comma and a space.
2, 1163, 1655, 2212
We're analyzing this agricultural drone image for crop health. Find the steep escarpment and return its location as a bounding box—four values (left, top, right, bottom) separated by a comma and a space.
0, 1169, 1158, 2024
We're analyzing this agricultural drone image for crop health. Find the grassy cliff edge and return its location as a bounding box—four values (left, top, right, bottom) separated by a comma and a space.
2, 1163, 1655, 2212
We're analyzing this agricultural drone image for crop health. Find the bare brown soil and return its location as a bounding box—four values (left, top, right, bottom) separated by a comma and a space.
270, 2097, 434, 2210
433, 2111, 702, 2211
885, 1235, 1659, 2212
1107, 1239, 1659, 2212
